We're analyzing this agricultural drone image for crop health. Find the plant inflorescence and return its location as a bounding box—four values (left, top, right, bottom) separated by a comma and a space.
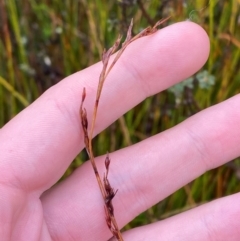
80, 17, 170, 240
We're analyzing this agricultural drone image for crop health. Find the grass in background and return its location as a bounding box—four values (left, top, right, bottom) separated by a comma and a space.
0, 0, 240, 230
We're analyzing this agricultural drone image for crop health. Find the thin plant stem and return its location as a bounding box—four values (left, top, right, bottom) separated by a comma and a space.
80, 17, 170, 240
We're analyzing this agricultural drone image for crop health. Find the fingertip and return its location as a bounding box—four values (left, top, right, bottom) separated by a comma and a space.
155, 20, 210, 87
177, 20, 210, 61
169, 20, 210, 77
120, 20, 210, 97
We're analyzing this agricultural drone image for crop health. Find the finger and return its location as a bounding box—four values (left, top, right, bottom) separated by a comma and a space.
41, 94, 240, 240
0, 21, 209, 193
117, 193, 240, 241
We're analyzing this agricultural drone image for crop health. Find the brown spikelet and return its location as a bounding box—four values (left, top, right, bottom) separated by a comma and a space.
80, 16, 170, 240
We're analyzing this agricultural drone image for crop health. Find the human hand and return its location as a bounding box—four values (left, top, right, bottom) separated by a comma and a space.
1, 21, 240, 241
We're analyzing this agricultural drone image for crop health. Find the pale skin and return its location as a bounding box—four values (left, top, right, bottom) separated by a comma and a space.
0, 21, 240, 241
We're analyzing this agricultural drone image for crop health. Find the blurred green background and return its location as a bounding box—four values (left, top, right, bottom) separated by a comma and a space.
0, 0, 240, 230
